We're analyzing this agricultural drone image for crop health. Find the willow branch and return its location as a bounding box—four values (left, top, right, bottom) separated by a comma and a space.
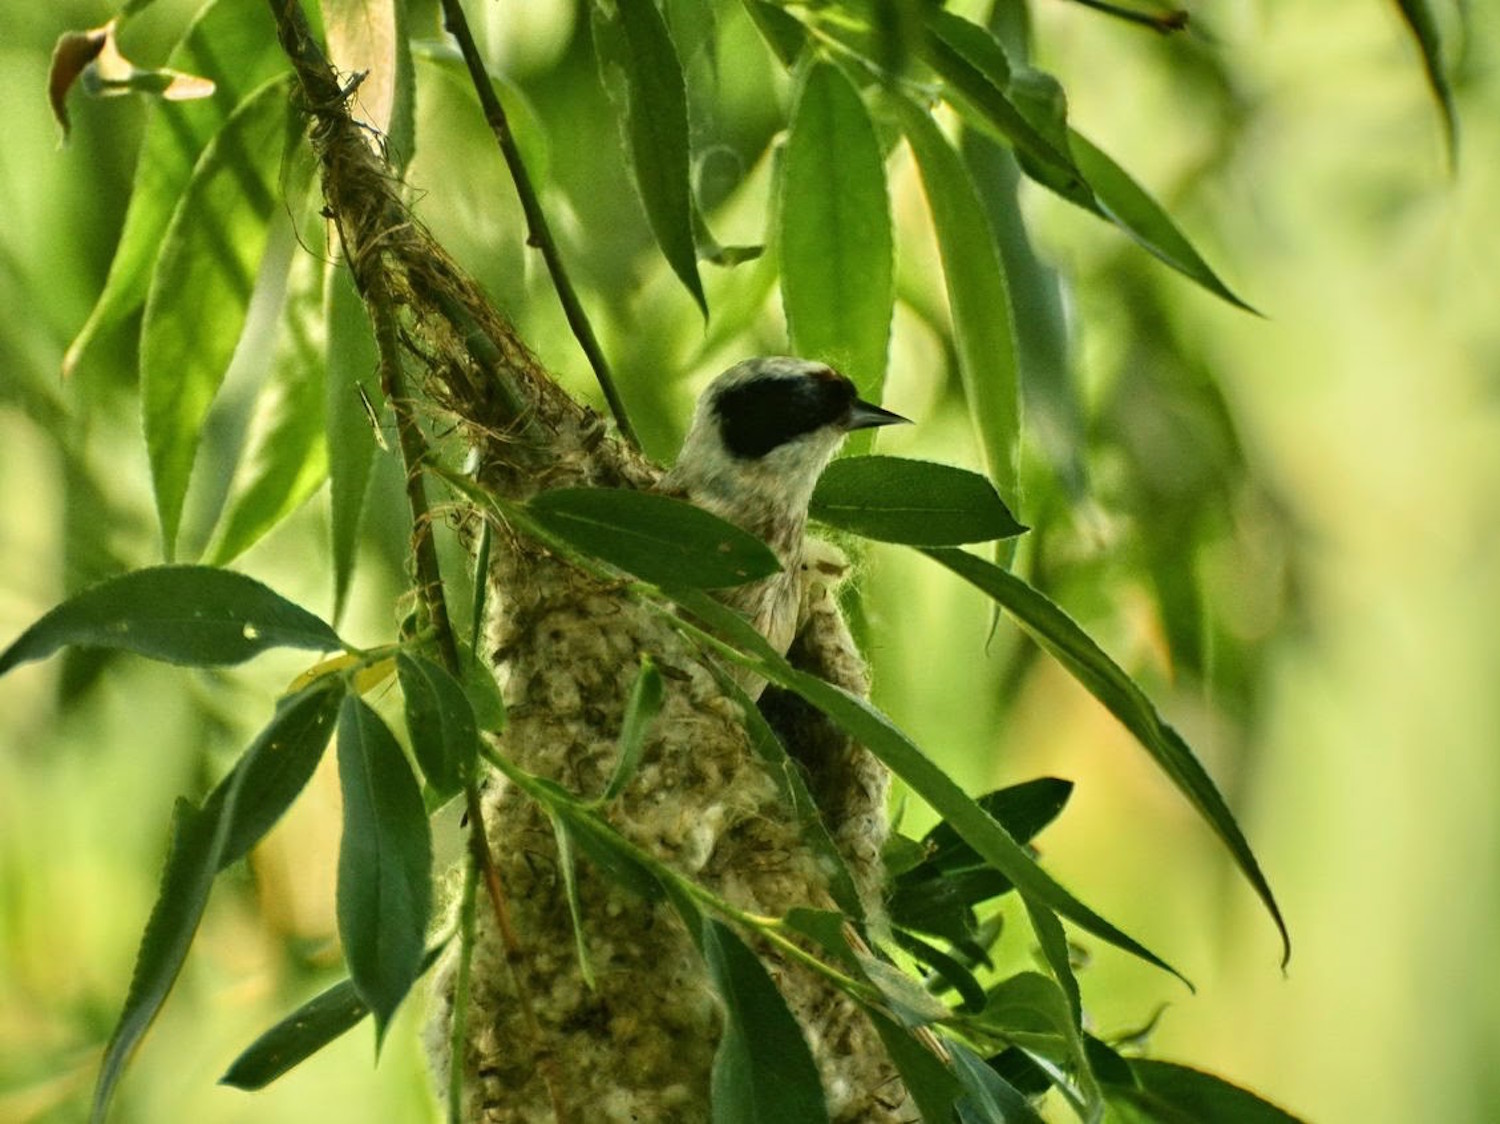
437, 0, 639, 449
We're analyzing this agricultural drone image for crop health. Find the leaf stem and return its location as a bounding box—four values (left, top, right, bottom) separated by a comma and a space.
477, 743, 874, 1001
446, 850, 478, 1124
436, 0, 639, 448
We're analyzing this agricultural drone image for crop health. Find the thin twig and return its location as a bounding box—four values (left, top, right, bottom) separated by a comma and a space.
437, 0, 639, 449
366, 265, 463, 673
1063, 0, 1189, 34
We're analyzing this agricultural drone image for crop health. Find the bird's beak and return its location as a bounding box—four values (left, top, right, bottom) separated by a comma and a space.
845, 398, 911, 431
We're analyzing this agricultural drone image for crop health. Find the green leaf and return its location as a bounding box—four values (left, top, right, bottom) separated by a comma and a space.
889, 866, 1012, 956
855, 948, 950, 1027
205, 215, 329, 566
921, 546, 1290, 967
553, 797, 665, 903
324, 262, 381, 622
890, 780, 1069, 951
666, 589, 1187, 986
962, 130, 1086, 498
950, 1040, 1046, 1124
334, 695, 433, 1046
921, 11, 1094, 212
742, 0, 806, 67
219, 942, 447, 1090
551, 818, 597, 990
140, 75, 295, 557
707, 664, 865, 919
1106, 1060, 1307, 1124
63, 0, 288, 376
780, 61, 893, 395
811, 455, 1026, 545
528, 487, 781, 589
891, 929, 986, 1013
601, 657, 664, 802
92, 776, 245, 1122
1022, 898, 1081, 1034
1067, 130, 1256, 313
1392, 0, 1458, 165
214, 679, 346, 868
892, 95, 1020, 508
702, 919, 830, 1124
977, 971, 1097, 1112
779, 907, 858, 970
397, 652, 479, 799
920, 778, 1072, 872
593, 0, 707, 315
867, 1011, 964, 1124
0, 565, 344, 675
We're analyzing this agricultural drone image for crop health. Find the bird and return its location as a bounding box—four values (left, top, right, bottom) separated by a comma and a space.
661, 356, 909, 673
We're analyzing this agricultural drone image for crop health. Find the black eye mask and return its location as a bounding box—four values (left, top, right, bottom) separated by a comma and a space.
712, 372, 858, 459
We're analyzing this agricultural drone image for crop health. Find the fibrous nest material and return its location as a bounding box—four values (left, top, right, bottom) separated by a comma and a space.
269, 3, 906, 1117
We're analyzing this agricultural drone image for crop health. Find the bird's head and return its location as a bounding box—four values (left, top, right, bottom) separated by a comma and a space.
664, 357, 909, 548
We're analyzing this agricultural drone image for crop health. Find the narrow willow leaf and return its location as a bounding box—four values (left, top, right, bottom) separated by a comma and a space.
1082, 1034, 1135, 1088
963, 129, 1086, 498
893, 96, 1020, 507
922, 10, 1094, 212
1068, 130, 1256, 313
1109, 1060, 1307, 1123
551, 818, 596, 990
702, 919, 830, 1124
550, 796, 665, 903
1393, 0, 1458, 164
324, 0, 416, 166
335, 695, 433, 1046
780, 61, 893, 396
601, 657, 664, 802
1022, 898, 1081, 1033
921, 778, 1072, 871
397, 652, 479, 799
63, 0, 288, 376
868, 1011, 964, 1124
0, 565, 343, 675
593, 0, 707, 315
979, 971, 1097, 1112
709, 664, 865, 919
892, 779, 1071, 953
528, 487, 780, 589
220, 942, 447, 1090
325, 262, 380, 622
206, 217, 330, 566
856, 949, 950, 1027
951, 1040, 1046, 1124
742, 0, 806, 67
892, 929, 986, 1012
921, 546, 1290, 966
92, 774, 245, 1122
779, 907, 857, 969
214, 679, 346, 868
141, 75, 293, 557
811, 455, 1026, 545
665, 589, 1186, 985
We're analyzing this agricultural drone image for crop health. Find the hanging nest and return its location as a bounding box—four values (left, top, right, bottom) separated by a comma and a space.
269, 3, 905, 1118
